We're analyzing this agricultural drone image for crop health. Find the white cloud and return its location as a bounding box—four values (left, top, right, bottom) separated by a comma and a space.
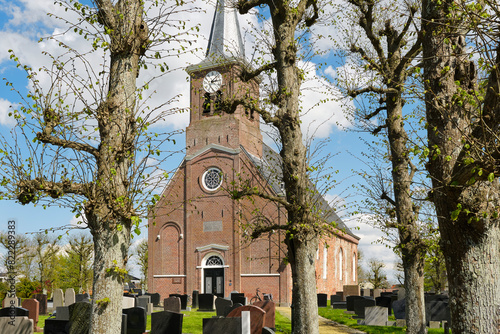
0, 98, 15, 126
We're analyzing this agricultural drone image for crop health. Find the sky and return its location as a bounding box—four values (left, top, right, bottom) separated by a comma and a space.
0, 0, 400, 282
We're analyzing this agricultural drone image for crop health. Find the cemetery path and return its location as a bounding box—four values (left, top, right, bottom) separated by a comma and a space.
275, 307, 366, 334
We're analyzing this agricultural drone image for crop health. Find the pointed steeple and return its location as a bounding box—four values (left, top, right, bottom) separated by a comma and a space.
206, 0, 245, 60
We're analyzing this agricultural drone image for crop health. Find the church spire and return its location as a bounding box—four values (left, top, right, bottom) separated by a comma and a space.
206, 0, 245, 60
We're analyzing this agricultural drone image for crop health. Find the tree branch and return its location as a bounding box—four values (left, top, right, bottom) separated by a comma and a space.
94, 0, 116, 29
364, 106, 387, 120
17, 178, 88, 204
237, 0, 268, 14
348, 86, 398, 98
250, 223, 289, 239
350, 45, 383, 74
221, 96, 281, 127
231, 187, 291, 210
240, 61, 277, 82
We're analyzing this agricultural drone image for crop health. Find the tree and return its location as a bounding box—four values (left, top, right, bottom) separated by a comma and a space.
0, 1, 197, 332
366, 258, 389, 289
422, 0, 500, 332
32, 234, 60, 293
336, 1, 428, 332
57, 233, 93, 292
132, 239, 148, 291
223, 1, 331, 333
0, 232, 32, 279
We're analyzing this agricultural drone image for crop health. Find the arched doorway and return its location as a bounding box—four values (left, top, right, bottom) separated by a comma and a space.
204, 255, 224, 297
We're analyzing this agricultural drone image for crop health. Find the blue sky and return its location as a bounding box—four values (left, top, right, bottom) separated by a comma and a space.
0, 0, 401, 282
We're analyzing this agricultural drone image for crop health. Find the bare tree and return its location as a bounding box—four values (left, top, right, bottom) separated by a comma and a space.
422, 0, 500, 332
367, 258, 389, 289
0, 0, 197, 332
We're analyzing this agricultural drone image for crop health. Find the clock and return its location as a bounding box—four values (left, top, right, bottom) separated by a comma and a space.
203, 71, 223, 93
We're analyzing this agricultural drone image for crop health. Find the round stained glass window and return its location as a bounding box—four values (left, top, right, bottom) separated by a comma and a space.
202, 168, 222, 191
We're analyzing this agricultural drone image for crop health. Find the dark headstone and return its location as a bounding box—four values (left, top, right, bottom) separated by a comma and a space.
317, 293, 328, 307
0, 306, 29, 317
180, 294, 189, 310
227, 305, 266, 334
164, 297, 181, 313
44, 319, 70, 334
136, 296, 151, 314
262, 328, 276, 334
426, 300, 450, 323
346, 296, 365, 311
425, 294, 449, 303
215, 298, 233, 317
375, 296, 392, 315
203, 317, 242, 334
253, 300, 275, 330
75, 294, 90, 303
330, 295, 342, 303
353, 297, 376, 318
392, 298, 406, 319
230, 293, 246, 305
34, 293, 48, 315
192, 290, 199, 308
121, 314, 127, 334
151, 310, 183, 334
122, 307, 146, 334
224, 303, 244, 317
56, 306, 70, 321
68, 301, 92, 334
145, 292, 161, 307
198, 294, 216, 311
336, 291, 344, 301
22, 298, 40, 332
332, 302, 347, 309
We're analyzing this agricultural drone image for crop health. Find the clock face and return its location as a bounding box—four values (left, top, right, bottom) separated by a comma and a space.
203, 71, 223, 93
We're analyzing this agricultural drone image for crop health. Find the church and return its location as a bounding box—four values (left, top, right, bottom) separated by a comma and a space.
147, 0, 360, 305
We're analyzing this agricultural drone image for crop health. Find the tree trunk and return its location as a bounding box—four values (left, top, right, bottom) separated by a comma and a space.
288, 235, 319, 334
422, 0, 500, 332
403, 255, 426, 333
89, 213, 131, 334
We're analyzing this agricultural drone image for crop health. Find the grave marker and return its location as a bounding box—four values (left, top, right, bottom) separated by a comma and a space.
122, 307, 146, 334
253, 300, 275, 330
215, 298, 233, 317
164, 297, 181, 314
364, 306, 388, 326
68, 301, 92, 334
53, 289, 64, 308
22, 298, 40, 332
65, 288, 76, 306
227, 305, 266, 334
151, 310, 183, 334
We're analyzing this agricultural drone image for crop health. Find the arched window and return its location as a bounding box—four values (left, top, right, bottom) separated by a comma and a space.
205, 255, 223, 266
339, 248, 343, 281
214, 90, 222, 113
203, 93, 211, 114
353, 252, 356, 282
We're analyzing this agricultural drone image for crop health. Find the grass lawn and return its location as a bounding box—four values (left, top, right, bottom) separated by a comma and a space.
318, 308, 449, 334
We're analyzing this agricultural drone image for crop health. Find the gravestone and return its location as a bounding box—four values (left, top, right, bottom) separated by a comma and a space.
164, 297, 181, 314
224, 303, 244, 317
123, 296, 135, 309
3, 295, 19, 308
317, 294, 328, 307
179, 294, 189, 310
373, 289, 381, 298
353, 297, 376, 318
392, 299, 406, 319
227, 305, 266, 334
242, 311, 251, 334
0, 306, 29, 317
121, 314, 127, 334
332, 302, 347, 309
231, 293, 247, 306
262, 328, 275, 334
343, 285, 360, 297
68, 301, 92, 334
56, 306, 70, 321
253, 300, 275, 330
145, 292, 161, 307
364, 306, 388, 326
75, 294, 90, 304
22, 298, 40, 332
375, 296, 392, 315
192, 290, 199, 308
346, 296, 365, 312
198, 294, 216, 311
65, 288, 75, 306
215, 298, 233, 317
44, 319, 69, 334
136, 296, 151, 315
336, 291, 344, 301
203, 317, 242, 334
122, 307, 146, 334
362, 289, 371, 297
330, 295, 342, 303
34, 294, 47, 315
53, 289, 64, 308
426, 300, 450, 323
0, 316, 33, 333
151, 310, 183, 334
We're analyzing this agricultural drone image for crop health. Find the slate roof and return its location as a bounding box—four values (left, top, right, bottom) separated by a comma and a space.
242, 144, 359, 240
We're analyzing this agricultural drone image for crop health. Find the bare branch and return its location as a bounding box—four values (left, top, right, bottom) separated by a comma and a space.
237, 0, 268, 14
17, 178, 88, 204
348, 86, 398, 98
364, 106, 387, 120
240, 61, 277, 82
231, 187, 291, 210
221, 96, 281, 127
250, 223, 288, 239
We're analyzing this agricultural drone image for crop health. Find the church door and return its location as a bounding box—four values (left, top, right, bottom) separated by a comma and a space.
204, 268, 224, 297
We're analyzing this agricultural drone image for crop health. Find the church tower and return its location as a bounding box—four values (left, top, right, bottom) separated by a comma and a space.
185, 0, 262, 158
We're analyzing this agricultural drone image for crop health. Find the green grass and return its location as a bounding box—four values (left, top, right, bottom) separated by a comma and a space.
318, 308, 448, 334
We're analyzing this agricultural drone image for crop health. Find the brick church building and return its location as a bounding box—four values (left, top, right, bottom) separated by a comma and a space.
147, 0, 360, 305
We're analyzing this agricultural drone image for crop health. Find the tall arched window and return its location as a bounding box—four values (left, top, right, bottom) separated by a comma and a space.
339, 248, 343, 281
352, 252, 356, 282
203, 93, 211, 114
323, 246, 328, 279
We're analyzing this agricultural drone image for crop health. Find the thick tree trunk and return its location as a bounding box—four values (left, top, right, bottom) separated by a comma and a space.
288, 235, 319, 334
89, 213, 131, 334
403, 255, 426, 333
422, 0, 500, 332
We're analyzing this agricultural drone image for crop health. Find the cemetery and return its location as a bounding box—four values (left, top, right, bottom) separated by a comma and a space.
0, 284, 455, 333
